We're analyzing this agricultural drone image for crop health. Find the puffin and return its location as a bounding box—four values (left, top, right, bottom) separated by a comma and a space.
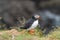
20, 15, 40, 31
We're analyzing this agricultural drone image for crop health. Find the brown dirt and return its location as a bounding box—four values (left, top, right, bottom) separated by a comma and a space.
0, 29, 26, 35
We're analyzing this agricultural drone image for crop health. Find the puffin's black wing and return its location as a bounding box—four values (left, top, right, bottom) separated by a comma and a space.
20, 18, 35, 29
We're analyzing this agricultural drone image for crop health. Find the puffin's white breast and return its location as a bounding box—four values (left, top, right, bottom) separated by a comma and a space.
27, 20, 39, 30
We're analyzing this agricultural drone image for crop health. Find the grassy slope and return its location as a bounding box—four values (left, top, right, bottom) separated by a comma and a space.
0, 28, 60, 40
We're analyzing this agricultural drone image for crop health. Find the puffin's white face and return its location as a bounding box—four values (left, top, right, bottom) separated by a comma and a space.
0, 17, 2, 19
34, 15, 40, 19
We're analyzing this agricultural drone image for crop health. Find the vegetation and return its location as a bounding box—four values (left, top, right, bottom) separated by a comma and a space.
0, 27, 60, 40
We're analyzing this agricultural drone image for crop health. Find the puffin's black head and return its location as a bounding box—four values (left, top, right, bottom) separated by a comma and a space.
32, 15, 40, 20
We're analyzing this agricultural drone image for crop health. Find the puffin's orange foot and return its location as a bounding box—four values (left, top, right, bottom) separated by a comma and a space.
28, 29, 35, 35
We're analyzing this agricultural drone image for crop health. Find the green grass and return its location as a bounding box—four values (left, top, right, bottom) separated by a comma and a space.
0, 28, 60, 40
0, 33, 11, 40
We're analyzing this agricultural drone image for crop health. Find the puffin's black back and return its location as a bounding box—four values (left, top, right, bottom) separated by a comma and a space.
20, 16, 37, 29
